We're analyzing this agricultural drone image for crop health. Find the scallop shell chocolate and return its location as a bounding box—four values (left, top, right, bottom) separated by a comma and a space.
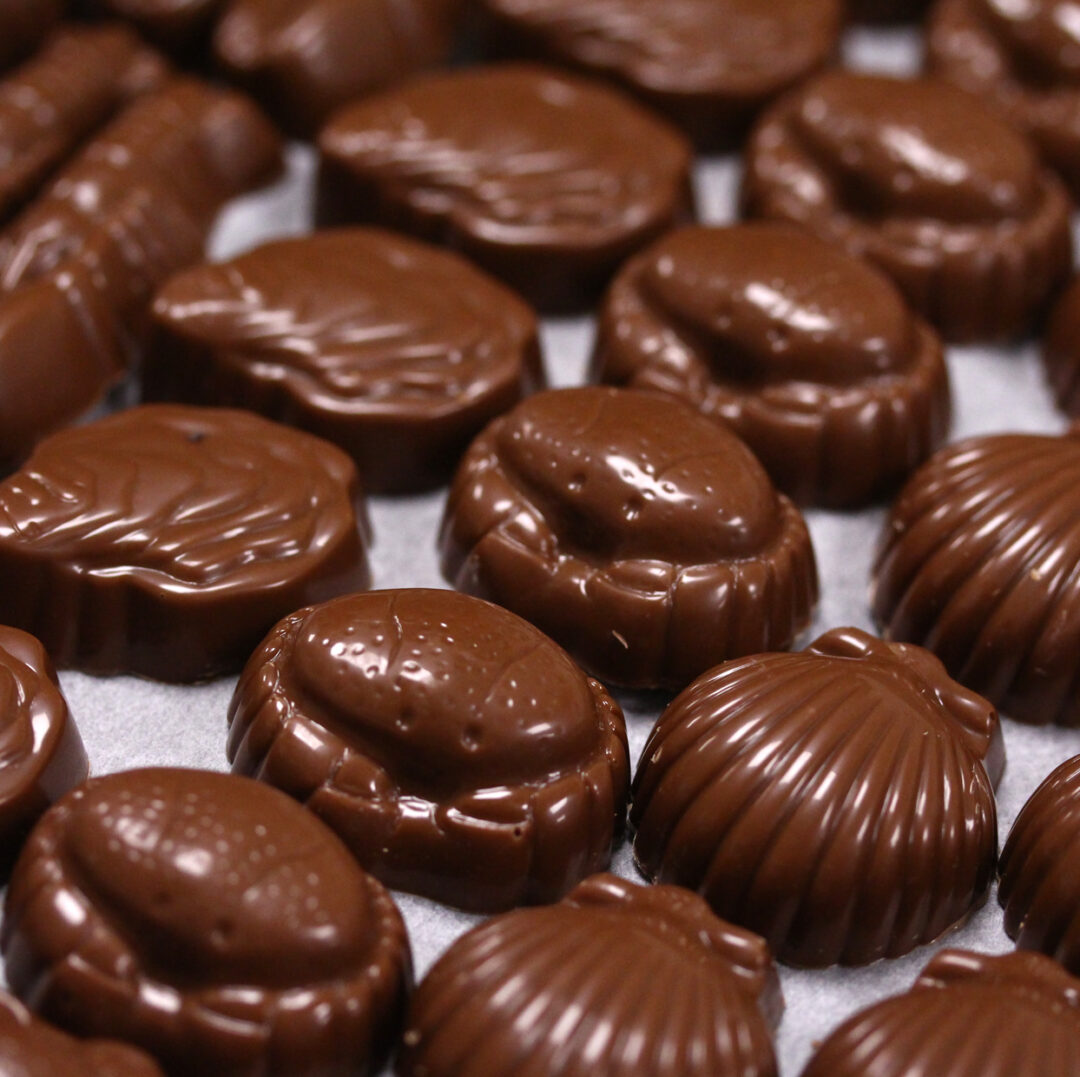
631, 627, 1003, 967
397, 873, 781, 1077
872, 426, 1080, 725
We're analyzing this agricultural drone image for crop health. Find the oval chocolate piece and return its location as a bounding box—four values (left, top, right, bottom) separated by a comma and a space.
592, 223, 951, 506
2, 767, 411, 1076
228, 588, 629, 912
146, 229, 544, 493
439, 386, 818, 690
742, 70, 1073, 341
801, 949, 1080, 1076
631, 627, 1002, 966
872, 426, 1080, 726
398, 873, 781, 1077
0, 404, 371, 682
317, 63, 694, 312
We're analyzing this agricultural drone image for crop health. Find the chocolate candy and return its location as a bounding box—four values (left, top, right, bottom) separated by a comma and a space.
2, 767, 411, 1076
317, 64, 694, 312
1044, 275, 1080, 415
0, 0, 64, 71
229, 588, 629, 911
475, 0, 842, 149
0, 991, 163, 1076
928, 0, 1080, 196
88, 0, 224, 53
631, 627, 1003, 967
215, 0, 465, 137
592, 223, 951, 507
0, 404, 371, 682
146, 229, 544, 493
801, 950, 1080, 1076
398, 873, 782, 1077
439, 386, 818, 691
741, 70, 1073, 342
0, 79, 281, 466
999, 754, 1080, 973
0, 626, 87, 874
872, 426, 1080, 725
850, 0, 931, 19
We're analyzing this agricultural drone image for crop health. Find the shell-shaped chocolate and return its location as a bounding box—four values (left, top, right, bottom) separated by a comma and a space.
999, 754, 1080, 971
2, 767, 411, 1076
228, 588, 630, 912
397, 873, 781, 1077
439, 385, 817, 690
872, 426, 1080, 725
802, 949, 1080, 1076
631, 627, 1002, 967
0, 404, 371, 681
741, 70, 1072, 341
592, 223, 950, 506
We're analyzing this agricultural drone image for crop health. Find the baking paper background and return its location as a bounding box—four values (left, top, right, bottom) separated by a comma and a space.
27, 24, 1080, 1075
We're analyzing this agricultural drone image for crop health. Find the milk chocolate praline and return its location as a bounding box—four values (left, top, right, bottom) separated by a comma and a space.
0, 404, 371, 683
592, 223, 951, 507
475, 0, 842, 149
801, 950, 1080, 1076
146, 229, 544, 493
872, 425, 1080, 725
631, 627, 1003, 967
397, 874, 782, 1077
228, 588, 630, 912
317, 64, 695, 313
439, 386, 818, 691
2, 767, 411, 1076
742, 70, 1073, 342
1043, 273, 1080, 414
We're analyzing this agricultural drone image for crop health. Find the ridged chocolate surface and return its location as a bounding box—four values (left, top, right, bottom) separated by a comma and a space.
872, 427, 1080, 725
0, 404, 371, 682
742, 70, 1073, 341
592, 223, 951, 506
440, 385, 817, 690
2, 767, 411, 1076
229, 588, 629, 911
397, 873, 781, 1077
317, 63, 694, 312
146, 229, 544, 493
631, 627, 1002, 967
0, 0, 63, 71
802, 949, 1080, 1076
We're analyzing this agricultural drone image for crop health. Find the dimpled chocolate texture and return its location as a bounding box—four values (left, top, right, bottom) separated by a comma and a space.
592, 223, 951, 507
317, 64, 694, 312
742, 70, 1073, 342
801, 950, 1080, 1076
0, 990, 163, 1076
631, 627, 1003, 967
397, 874, 782, 1077
0, 626, 87, 875
146, 229, 544, 493
1, 768, 411, 1076
476, 0, 841, 148
0, 404, 370, 682
872, 426, 1080, 725
228, 589, 629, 912
440, 386, 817, 691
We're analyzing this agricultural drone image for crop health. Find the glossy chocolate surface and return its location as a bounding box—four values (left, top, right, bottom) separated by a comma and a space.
802, 949, 1080, 1076
147, 229, 544, 493
742, 70, 1073, 341
229, 588, 629, 911
1044, 274, 1080, 414
0, 0, 63, 71
317, 63, 694, 312
476, 0, 842, 148
631, 627, 1003, 967
216, 0, 464, 137
398, 873, 781, 1077
872, 426, 1080, 725
2, 767, 411, 1076
0, 404, 371, 682
439, 386, 817, 690
592, 223, 951, 506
